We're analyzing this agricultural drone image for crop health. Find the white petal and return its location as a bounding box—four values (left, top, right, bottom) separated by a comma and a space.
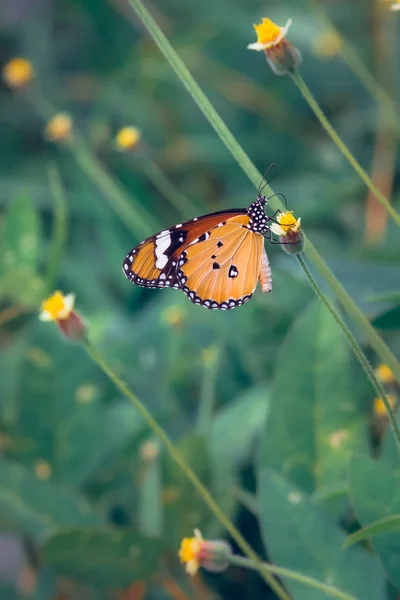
247, 42, 269, 51
185, 560, 199, 576
392, 3, 400, 9
293, 217, 302, 233
39, 311, 53, 322
58, 293, 75, 319
194, 529, 204, 541
269, 222, 286, 236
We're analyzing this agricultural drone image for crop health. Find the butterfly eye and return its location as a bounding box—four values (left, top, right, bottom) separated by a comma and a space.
257, 195, 267, 204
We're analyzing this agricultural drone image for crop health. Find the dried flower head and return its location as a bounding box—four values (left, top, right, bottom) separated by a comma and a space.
248, 18, 301, 75
115, 126, 142, 151
3, 58, 34, 89
179, 529, 231, 576
44, 113, 73, 142
39, 291, 86, 340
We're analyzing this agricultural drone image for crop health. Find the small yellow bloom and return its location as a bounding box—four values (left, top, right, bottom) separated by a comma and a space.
179, 529, 204, 576
34, 460, 52, 480
44, 113, 73, 142
3, 57, 34, 89
248, 18, 292, 51
115, 126, 142, 151
313, 31, 342, 58
248, 17, 301, 75
375, 364, 395, 385
39, 291, 75, 322
270, 210, 301, 237
374, 394, 397, 418
162, 305, 185, 328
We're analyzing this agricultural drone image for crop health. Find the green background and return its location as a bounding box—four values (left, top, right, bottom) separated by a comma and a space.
0, 0, 400, 598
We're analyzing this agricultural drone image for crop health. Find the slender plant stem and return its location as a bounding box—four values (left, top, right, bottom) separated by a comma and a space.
308, 0, 400, 139
229, 554, 356, 600
45, 164, 68, 291
124, 0, 400, 386
140, 157, 200, 218
290, 69, 400, 227
297, 253, 400, 452
82, 342, 290, 600
70, 138, 161, 238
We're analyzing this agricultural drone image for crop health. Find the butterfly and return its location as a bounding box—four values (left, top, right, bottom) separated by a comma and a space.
122, 191, 278, 310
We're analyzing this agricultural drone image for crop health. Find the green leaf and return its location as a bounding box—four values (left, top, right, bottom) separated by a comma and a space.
41, 528, 162, 587
1, 193, 41, 274
344, 515, 400, 549
211, 385, 269, 468
259, 300, 368, 495
0, 458, 103, 538
258, 468, 385, 600
349, 453, 400, 587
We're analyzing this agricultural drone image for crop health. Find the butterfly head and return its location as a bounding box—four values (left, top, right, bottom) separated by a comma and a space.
247, 195, 270, 233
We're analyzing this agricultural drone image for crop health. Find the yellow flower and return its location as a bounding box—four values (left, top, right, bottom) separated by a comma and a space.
3, 57, 34, 89
248, 17, 301, 76
270, 210, 301, 237
44, 113, 73, 142
313, 31, 342, 58
178, 529, 231, 576
374, 394, 397, 418
248, 18, 292, 51
162, 305, 185, 328
115, 126, 142, 151
39, 291, 75, 322
179, 529, 204, 576
375, 364, 395, 385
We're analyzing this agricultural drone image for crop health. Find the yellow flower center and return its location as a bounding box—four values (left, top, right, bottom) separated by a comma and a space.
115, 127, 141, 151
178, 536, 202, 564
375, 364, 394, 384
3, 58, 34, 88
374, 394, 397, 418
278, 210, 297, 233
45, 113, 73, 142
41, 291, 68, 320
253, 18, 282, 46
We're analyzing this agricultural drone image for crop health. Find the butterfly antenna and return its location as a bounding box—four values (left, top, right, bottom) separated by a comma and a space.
258, 163, 278, 196
268, 192, 288, 211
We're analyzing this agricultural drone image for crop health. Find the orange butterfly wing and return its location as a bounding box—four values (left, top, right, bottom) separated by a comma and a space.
176, 214, 265, 309
122, 210, 246, 289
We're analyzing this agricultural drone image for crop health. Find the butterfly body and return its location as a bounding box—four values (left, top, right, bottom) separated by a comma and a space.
122, 197, 272, 310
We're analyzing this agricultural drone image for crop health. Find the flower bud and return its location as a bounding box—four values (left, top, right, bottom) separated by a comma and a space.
247, 18, 301, 76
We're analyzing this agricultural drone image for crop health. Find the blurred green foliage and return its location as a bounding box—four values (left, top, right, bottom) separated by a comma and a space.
1, 0, 400, 598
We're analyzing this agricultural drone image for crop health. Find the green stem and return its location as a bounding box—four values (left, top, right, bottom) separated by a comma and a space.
290, 69, 400, 227
45, 163, 68, 291
140, 158, 200, 218
308, 1, 400, 139
124, 0, 400, 386
229, 554, 356, 600
82, 342, 290, 600
297, 253, 400, 452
